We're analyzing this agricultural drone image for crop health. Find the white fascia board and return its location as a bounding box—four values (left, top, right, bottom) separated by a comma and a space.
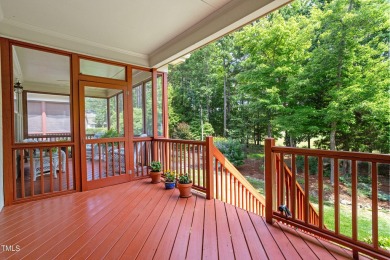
149, 0, 291, 68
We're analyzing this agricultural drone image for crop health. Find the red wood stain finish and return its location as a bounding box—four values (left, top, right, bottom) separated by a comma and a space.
0, 179, 359, 260
202, 199, 218, 259
148, 196, 187, 259
225, 202, 251, 260
236, 207, 268, 259
186, 195, 205, 260
214, 199, 234, 260
169, 196, 197, 260
249, 212, 285, 259
276, 222, 318, 259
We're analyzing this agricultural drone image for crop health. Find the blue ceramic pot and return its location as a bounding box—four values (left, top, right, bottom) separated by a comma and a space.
165, 181, 176, 190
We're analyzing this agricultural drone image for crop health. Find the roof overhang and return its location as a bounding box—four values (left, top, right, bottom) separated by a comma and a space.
0, 0, 290, 69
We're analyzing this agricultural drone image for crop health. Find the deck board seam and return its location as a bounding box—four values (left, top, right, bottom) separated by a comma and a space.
247, 211, 271, 260
76, 181, 160, 259
222, 201, 236, 260
234, 206, 254, 260
16, 181, 134, 259
129, 189, 180, 259
59, 180, 152, 259
26, 180, 142, 259
100, 187, 169, 259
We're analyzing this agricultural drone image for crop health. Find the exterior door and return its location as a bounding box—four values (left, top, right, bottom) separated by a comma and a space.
79, 81, 132, 190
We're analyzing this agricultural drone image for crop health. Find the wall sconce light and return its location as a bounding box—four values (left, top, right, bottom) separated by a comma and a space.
14, 80, 23, 93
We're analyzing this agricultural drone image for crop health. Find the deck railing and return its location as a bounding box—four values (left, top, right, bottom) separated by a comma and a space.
275, 154, 320, 225
154, 137, 266, 216
154, 138, 207, 193
208, 139, 266, 216
265, 138, 390, 260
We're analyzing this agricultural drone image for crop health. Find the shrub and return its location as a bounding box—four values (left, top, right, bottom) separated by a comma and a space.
171, 122, 193, 140
214, 137, 245, 167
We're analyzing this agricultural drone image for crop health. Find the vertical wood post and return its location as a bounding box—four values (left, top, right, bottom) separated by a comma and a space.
265, 138, 276, 224
152, 68, 158, 161
205, 136, 214, 200
0, 37, 14, 205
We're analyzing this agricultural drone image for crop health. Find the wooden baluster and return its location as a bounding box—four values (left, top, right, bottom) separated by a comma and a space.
372, 162, 378, 250
225, 168, 228, 203
304, 155, 309, 224
40, 148, 44, 194
98, 143, 102, 179
318, 156, 323, 228
49, 149, 54, 192
334, 158, 340, 235
20, 149, 25, 198
66, 147, 70, 190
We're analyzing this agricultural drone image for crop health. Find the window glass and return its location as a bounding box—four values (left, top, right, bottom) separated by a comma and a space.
157, 75, 164, 136
132, 69, 153, 136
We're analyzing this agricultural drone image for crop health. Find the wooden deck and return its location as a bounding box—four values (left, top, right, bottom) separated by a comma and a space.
1, 179, 357, 259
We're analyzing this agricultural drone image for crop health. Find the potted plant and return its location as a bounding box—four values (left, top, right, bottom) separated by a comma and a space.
164, 170, 176, 189
177, 173, 192, 197
149, 161, 162, 183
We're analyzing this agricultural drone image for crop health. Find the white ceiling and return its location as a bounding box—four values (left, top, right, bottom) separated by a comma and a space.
0, 0, 290, 68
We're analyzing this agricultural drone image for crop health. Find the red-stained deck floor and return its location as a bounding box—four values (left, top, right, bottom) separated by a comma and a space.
1, 179, 358, 259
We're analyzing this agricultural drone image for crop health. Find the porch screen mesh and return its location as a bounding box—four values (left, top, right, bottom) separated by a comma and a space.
46, 102, 71, 133
27, 101, 42, 133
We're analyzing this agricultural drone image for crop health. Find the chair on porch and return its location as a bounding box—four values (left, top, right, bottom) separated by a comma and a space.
107, 134, 147, 173
22, 139, 66, 181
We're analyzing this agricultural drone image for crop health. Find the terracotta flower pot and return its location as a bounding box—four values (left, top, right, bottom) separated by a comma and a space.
150, 171, 162, 183
177, 182, 192, 198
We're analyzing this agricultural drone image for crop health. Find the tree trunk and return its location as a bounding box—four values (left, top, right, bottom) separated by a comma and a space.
308, 136, 311, 149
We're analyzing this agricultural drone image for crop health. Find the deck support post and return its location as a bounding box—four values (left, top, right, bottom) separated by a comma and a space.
205, 136, 214, 200
265, 138, 276, 224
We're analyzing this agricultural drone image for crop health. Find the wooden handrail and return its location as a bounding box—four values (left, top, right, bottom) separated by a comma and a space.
266, 138, 390, 260
207, 137, 266, 216
211, 146, 266, 206
272, 146, 390, 163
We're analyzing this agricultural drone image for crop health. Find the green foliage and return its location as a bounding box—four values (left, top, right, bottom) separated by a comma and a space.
214, 137, 245, 167
171, 122, 193, 140
100, 129, 119, 138
150, 161, 161, 172
363, 236, 390, 250
178, 173, 192, 184
296, 156, 319, 175
164, 170, 176, 182
168, 0, 389, 154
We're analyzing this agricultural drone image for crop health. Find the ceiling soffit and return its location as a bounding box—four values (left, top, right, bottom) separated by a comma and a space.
0, 0, 290, 68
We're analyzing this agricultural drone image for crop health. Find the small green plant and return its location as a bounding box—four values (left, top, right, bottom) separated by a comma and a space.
150, 161, 162, 172
101, 128, 119, 138
164, 170, 176, 182
178, 173, 191, 184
